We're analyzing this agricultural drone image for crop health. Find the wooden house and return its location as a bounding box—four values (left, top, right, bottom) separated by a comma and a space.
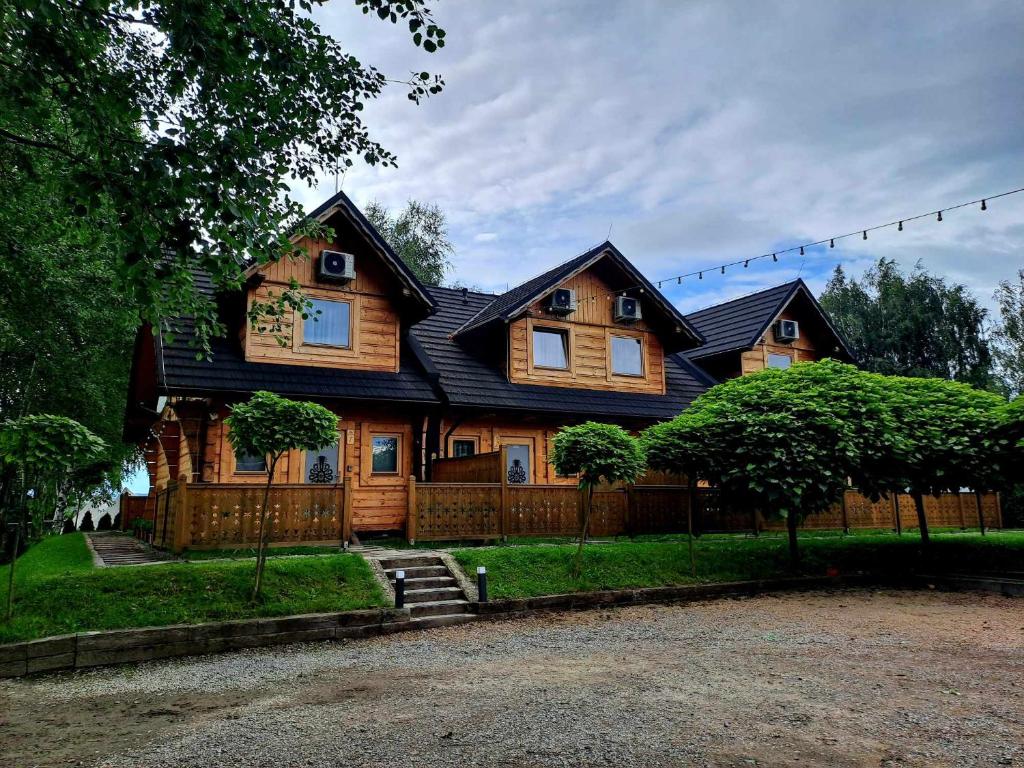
124, 190, 852, 537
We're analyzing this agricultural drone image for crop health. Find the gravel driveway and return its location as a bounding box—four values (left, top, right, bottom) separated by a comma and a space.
1, 588, 1021, 767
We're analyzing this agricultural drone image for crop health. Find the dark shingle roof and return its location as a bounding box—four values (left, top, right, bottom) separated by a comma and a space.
413, 286, 715, 420
683, 278, 854, 362
453, 241, 704, 350
683, 281, 801, 360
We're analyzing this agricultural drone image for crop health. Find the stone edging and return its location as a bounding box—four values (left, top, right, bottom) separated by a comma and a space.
0, 607, 409, 679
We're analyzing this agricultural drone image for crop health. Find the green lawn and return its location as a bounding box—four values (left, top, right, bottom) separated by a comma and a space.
0, 534, 386, 644
451, 530, 1024, 600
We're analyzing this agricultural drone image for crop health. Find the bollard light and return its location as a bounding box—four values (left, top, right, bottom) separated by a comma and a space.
395, 569, 405, 608
477, 565, 488, 603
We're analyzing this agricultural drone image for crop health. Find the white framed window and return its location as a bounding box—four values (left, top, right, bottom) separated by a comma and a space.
303, 298, 351, 348
610, 335, 644, 376
532, 327, 569, 369
768, 353, 793, 370
371, 435, 400, 474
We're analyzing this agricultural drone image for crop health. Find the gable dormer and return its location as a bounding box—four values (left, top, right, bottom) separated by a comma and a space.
453, 242, 703, 395
243, 191, 435, 372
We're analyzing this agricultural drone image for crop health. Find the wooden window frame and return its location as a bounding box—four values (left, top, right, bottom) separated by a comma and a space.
608, 331, 646, 378
526, 318, 574, 379
604, 327, 648, 383
302, 439, 344, 485
292, 288, 361, 358
231, 448, 268, 476
449, 436, 479, 458
369, 432, 402, 476
495, 435, 536, 485
767, 352, 793, 370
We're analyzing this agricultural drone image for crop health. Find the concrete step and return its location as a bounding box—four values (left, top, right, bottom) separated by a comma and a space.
408, 600, 471, 618
384, 565, 448, 579
395, 576, 456, 590
379, 556, 443, 570
404, 586, 465, 603
409, 613, 477, 630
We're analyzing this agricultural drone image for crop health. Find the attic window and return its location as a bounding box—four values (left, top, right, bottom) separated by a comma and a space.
533, 328, 569, 369
611, 335, 643, 376
304, 299, 351, 348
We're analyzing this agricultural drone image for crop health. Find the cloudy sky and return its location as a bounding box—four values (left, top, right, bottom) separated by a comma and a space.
294, 0, 1024, 314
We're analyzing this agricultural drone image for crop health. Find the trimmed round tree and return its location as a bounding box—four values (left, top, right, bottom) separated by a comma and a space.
881, 377, 1007, 543
225, 391, 338, 599
0, 414, 106, 621
657, 362, 868, 566
551, 422, 646, 577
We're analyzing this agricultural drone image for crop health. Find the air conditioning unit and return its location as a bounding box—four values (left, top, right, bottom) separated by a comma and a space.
774, 319, 800, 343
545, 288, 577, 315
613, 295, 642, 323
316, 250, 356, 284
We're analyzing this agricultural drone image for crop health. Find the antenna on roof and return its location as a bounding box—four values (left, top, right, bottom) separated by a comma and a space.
606, 222, 613, 241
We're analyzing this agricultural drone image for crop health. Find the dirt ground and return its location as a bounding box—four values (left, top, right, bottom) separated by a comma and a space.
1, 588, 1022, 767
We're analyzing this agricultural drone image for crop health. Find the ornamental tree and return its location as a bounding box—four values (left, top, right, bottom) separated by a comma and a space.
881, 377, 1007, 543
551, 422, 646, 577
225, 392, 338, 599
658, 363, 868, 567
0, 415, 106, 621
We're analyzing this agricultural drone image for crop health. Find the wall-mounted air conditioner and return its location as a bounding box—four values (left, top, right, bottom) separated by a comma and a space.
317, 250, 356, 284
613, 295, 642, 323
545, 288, 577, 315
774, 319, 800, 343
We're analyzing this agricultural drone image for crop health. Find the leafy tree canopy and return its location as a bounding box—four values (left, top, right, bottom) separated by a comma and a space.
0, 415, 107, 475
1, 0, 446, 356
821, 259, 995, 389
993, 270, 1024, 396
225, 392, 338, 463
365, 199, 455, 286
551, 422, 646, 489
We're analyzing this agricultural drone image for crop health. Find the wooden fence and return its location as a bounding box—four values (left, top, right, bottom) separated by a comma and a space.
118, 494, 154, 534
128, 475, 352, 552
431, 451, 503, 483
408, 476, 1002, 543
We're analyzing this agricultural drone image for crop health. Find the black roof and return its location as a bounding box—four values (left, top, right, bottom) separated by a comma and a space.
412, 286, 715, 420
683, 278, 854, 361
453, 241, 704, 350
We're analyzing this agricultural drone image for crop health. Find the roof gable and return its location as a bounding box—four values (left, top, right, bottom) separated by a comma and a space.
453, 241, 704, 352
684, 278, 854, 361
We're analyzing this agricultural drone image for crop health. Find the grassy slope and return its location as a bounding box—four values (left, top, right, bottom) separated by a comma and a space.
451, 531, 1024, 600
0, 534, 386, 644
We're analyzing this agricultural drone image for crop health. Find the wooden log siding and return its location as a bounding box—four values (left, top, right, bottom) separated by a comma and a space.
119, 494, 154, 532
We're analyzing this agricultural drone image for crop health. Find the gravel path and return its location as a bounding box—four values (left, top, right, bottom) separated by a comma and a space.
1, 588, 1022, 767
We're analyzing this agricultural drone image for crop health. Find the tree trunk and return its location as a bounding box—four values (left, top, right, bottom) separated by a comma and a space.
4, 523, 20, 623
786, 512, 799, 570
974, 490, 986, 535
687, 485, 696, 578
572, 483, 593, 579
912, 491, 930, 545
251, 454, 280, 600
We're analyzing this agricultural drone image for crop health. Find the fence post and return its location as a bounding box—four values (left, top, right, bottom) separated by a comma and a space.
407, 475, 417, 545
624, 484, 634, 538
340, 480, 352, 545
173, 474, 189, 553
499, 446, 510, 542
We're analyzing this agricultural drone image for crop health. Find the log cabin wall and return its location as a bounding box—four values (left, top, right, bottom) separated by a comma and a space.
243, 236, 401, 373
440, 416, 580, 486
739, 304, 822, 374
198, 401, 417, 532
507, 267, 666, 395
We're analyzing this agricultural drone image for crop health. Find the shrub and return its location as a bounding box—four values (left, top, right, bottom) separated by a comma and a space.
79, 511, 95, 532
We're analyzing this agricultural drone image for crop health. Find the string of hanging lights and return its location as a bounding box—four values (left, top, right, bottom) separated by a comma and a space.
567, 186, 1024, 303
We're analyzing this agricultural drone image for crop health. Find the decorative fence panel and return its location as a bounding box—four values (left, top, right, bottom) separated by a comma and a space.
119, 494, 154, 533
506, 484, 579, 537
412, 483, 503, 540
431, 451, 502, 483
185, 483, 345, 549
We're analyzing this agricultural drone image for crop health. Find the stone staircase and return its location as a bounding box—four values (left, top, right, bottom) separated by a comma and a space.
378, 554, 476, 628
